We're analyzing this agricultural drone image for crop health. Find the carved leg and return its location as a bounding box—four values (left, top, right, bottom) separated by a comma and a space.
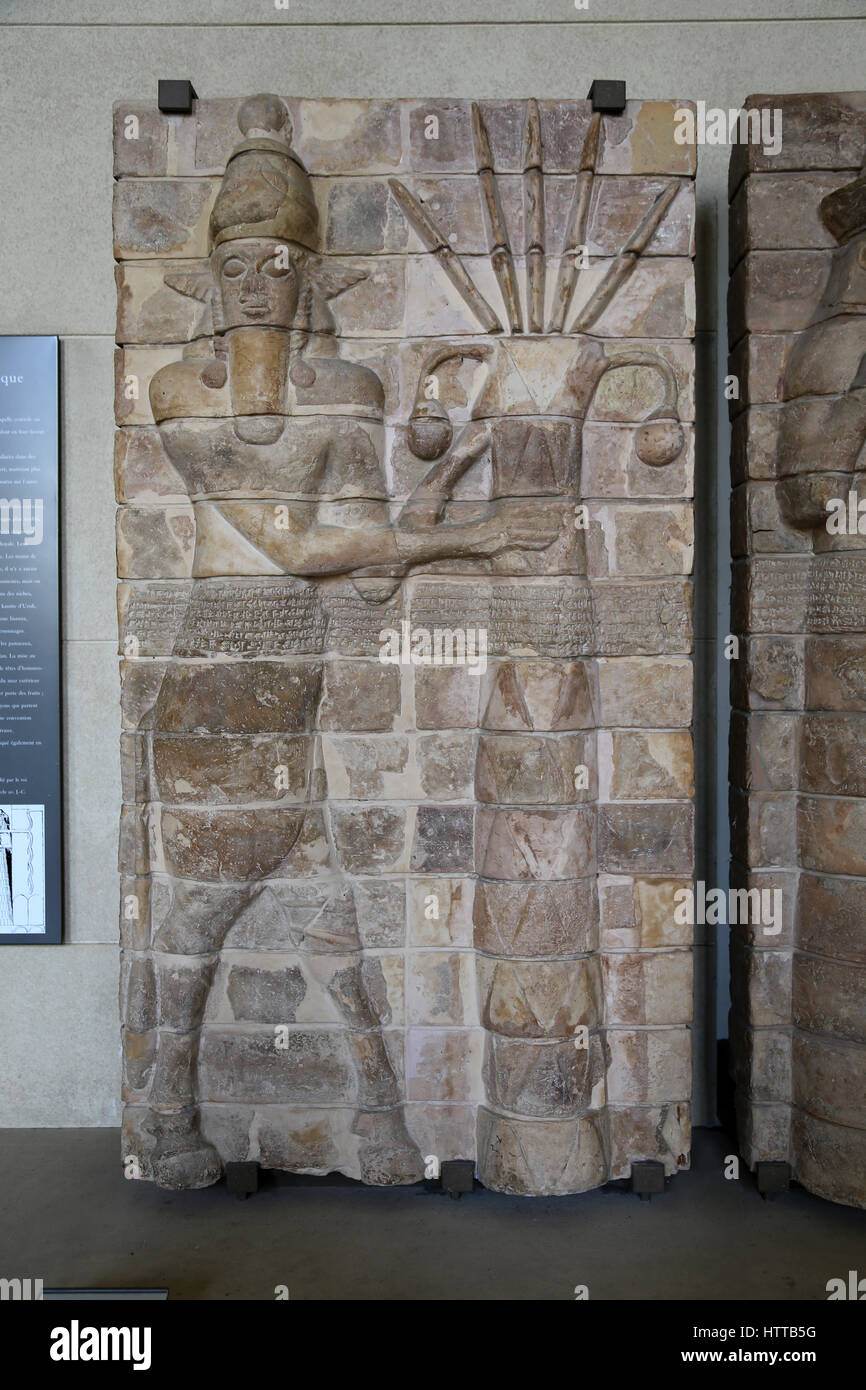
308, 885, 424, 1185
138, 883, 249, 1189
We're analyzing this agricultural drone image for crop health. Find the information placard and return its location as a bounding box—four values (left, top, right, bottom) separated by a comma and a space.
0, 337, 61, 944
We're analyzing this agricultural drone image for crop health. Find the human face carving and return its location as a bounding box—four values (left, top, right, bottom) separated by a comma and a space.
214, 237, 303, 329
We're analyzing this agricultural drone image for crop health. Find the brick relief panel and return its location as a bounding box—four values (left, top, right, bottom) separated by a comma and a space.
115, 93, 696, 1191
729, 92, 866, 1209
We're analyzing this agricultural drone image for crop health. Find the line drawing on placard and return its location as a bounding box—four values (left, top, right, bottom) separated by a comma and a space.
0, 804, 46, 933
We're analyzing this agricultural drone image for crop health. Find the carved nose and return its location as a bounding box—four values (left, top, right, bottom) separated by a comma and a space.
241, 271, 267, 297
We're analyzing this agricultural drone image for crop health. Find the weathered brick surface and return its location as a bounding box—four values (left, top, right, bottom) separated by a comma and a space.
729, 93, 866, 1207
117, 93, 695, 1192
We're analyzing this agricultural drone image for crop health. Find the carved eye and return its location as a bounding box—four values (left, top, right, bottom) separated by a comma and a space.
263, 257, 292, 279
221, 259, 246, 279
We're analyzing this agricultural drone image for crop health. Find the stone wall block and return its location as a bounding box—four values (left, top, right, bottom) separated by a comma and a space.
113, 179, 218, 260
598, 803, 694, 875
796, 873, 866, 963
477, 956, 603, 1039
729, 93, 866, 193
607, 1102, 690, 1179
597, 657, 692, 727
476, 1108, 609, 1196
113, 103, 169, 177
605, 1027, 691, 1104
484, 1033, 605, 1118
473, 879, 599, 958
603, 951, 693, 1027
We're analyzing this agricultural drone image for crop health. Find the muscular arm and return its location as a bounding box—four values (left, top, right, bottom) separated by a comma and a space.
201, 495, 548, 578
200, 486, 558, 578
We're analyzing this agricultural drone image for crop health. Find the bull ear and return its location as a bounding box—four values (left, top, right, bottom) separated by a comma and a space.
163, 269, 215, 304
306, 260, 367, 301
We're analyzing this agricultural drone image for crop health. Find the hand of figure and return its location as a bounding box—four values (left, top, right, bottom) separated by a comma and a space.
468, 500, 565, 556
398, 496, 444, 532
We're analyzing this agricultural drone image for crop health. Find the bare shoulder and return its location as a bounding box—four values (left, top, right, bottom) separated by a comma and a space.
149, 352, 230, 423
297, 358, 385, 416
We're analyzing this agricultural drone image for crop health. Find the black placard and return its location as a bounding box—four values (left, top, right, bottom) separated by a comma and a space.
0, 337, 61, 944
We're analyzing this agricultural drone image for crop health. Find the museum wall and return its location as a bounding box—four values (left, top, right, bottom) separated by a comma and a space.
0, 0, 864, 1129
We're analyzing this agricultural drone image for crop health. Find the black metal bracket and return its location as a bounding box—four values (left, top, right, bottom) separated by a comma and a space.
225, 1161, 259, 1200
158, 80, 198, 115
631, 1160, 665, 1201
440, 1160, 475, 1200
755, 1161, 791, 1201
587, 80, 627, 115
